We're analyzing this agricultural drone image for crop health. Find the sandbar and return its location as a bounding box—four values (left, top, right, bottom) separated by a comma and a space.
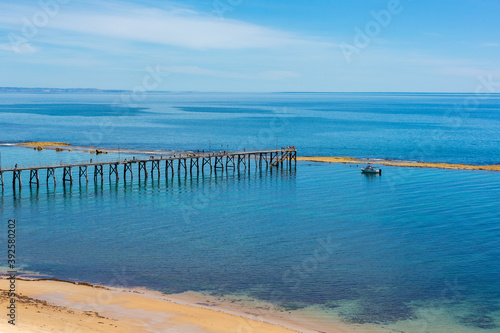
297, 156, 500, 172
18, 142, 72, 147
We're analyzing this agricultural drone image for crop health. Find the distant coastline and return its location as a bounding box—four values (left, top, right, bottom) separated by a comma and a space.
0, 87, 133, 94
3, 88, 499, 94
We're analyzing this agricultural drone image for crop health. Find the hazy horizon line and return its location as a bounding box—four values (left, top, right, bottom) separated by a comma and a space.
1, 87, 498, 94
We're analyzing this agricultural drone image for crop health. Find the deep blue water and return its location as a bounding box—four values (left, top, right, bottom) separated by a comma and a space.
0, 92, 499, 332
0, 92, 499, 164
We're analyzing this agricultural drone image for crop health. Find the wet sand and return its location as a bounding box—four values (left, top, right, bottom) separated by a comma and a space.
0, 278, 363, 333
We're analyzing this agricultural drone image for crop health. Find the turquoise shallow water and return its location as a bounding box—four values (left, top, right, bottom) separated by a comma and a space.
0, 92, 500, 332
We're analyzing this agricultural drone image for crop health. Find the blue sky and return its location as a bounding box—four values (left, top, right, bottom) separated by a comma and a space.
0, 0, 499, 92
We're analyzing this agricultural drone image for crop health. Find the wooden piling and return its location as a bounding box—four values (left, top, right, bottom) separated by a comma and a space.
178, 158, 186, 173
124, 163, 133, 180
13, 170, 21, 188
29, 170, 39, 187
190, 158, 199, 174
237, 154, 246, 169
109, 163, 119, 181
138, 161, 148, 178
47, 168, 56, 185
166, 159, 174, 176
214, 156, 224, 172
79, 166, 88, 183
151, 160, 160, 177
202, 157, 212, 173
226, 155, 235, 169
63, 167, 73, 183
94, 165, 103, 182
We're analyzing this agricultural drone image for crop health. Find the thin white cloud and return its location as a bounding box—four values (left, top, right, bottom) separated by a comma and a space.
259, 70, 300, 80
418, 31, 443, 38
48, 5, 314, 50
0, 1, 331, 52
437, 66, 499, 78
159, 66, 247, 78
0, 42, 36, 54
481, 42, 499, 47
159, 66, 300, 80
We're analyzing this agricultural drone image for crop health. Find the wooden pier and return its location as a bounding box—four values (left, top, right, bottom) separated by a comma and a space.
0, 148, 297, 189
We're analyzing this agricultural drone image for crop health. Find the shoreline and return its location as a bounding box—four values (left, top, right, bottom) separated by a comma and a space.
297, 156, 500, 172
0, 277, 364, 333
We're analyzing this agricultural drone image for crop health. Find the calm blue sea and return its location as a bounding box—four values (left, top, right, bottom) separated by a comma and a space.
0, 92, 499, 332
1, 92, 500, 164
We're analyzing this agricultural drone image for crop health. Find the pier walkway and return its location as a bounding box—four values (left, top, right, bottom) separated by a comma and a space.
0, 148, 297, 188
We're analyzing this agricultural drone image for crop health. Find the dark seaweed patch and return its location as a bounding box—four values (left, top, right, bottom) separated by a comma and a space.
178, 107, 270, 114
458, 314, 497, 329
0, 104, 148, 117
340, 300, 415, 325
282, 304, 305, 311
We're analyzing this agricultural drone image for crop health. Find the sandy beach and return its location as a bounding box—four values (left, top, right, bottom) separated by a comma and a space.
297, 156, 500, 172
0, 278, 366, 333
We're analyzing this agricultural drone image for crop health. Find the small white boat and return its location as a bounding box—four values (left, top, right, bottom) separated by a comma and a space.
361, 164, 382, 175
